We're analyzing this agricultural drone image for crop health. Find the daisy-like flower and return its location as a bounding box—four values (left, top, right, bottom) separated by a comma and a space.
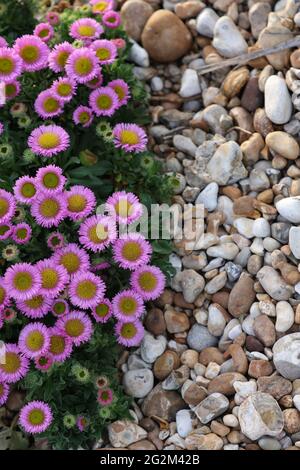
115, 320, 144, 347
0, 223, 12, 241
36, 259, 69, 297
5, 80, 21, 100
76, 416, 88, 432
70, 18, 103, 42
57, 311, 93, 346
69, 271, 106, 309
0, 189, 16, 224
97, 388, 113, 406
86, 72, 103, 89
89, 87, 118, 117
108, 79, 130, 108
10, 102, 27, 117
112, 290, 144, 322
14, 35, 49, 72
113, 233, 152, 270
0, 47, 22, 82
12, 223, 32, 245
72, 364, 90, 383
18, 116, 32, 131
51, 298, 69, 317
65, 185, 96, 221
53, 243, 90, 277
65, 47, 100, 84
95, 375, 109, 388
16, 294, 52, 319
34, 89, 64, 119
18, 322, 50, 359
35, 355, 53, 371
48, 327, 72, 362
73, 106, 94, 128
90, 0, 113, 15
19, 401, 53, 434
48, 42, 74, 73
13, 176, 37, 205
106, 191, 142, 225
102, 10, 121, 29
0, 382, 9, 406
50, 77, 76, 103
4, 263, 41, 301
47, 232, 65, 251
28, 125, 70, 158
0, 279, 9, 311
31, 192, 67, 228
113, 123, 148, 153
89, 39, 117, 65
63, 414, 76, 429
91, 299, 112, 323
13, 207, 26, 223
0, 344, 29, 383
2, 244, 19, 262
34, 23, 54, 43
46, 11, 60, 26
78, 215, 117, 253
36, 165, 66, 194
112, 38, 126, 50
2, 307, 17, 322
131, 265, 166, 301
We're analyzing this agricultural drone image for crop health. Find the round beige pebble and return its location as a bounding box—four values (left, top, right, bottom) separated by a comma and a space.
266, 131, 299, 160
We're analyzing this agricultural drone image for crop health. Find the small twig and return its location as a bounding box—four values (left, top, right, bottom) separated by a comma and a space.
162, 126, 186, 139
226, 126, 253, 135
197, 36, 300, 75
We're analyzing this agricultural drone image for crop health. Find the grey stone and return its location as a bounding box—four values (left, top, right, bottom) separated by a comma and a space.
187, 324, 218, 352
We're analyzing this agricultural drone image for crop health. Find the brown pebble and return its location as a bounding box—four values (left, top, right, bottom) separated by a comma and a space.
144, 308, 166, 336
210, 420, 230, 437
199, 347, 225, 366
153, 350, 181, 381
221, 186, 242, 200
233, 196, 258, 218
290, 49, 300, 68
283, 409, 300, 434
228, 273, 256, 317
164, 309, 190, 333
253, 315, 276, 347
253, 108, 274, 137
248, 360, 273, 378
208, 372, 247, 396
212, 291, 230, 309
241, 77, 264, 112
257, 376, 292, 400
246, 335, 265, 352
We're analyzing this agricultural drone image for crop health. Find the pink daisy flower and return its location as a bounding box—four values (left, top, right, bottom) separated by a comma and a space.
115, 320, 144, 347
78, 215, 117, 253
89, 39, 117, 65
4, 263, 41, 301
31, 192, 67, 228
112, 290, 144, 322
0, 47, 22, 82
90, 0, 114, 15
34, 355, 53, 371
0, 37, 8, 48
69, 271, 106, 309
28, 124, 70, 158
97, 388, 113, 406
13, 176, 37, 205
73, 106, 94, 128
18, 322, 50, 359
0, 344, 30, 383
47, 232, 65, 251
19, 401, 53, 434
0, 223, 13, 241
113, 123, 148, 153
48, 327, 72, 362
46, 11, 60, 26
91, 299, 112, 323
89, 86, 118, 117
76, 416, 88, 432
65, 185, 96, 221
0, 189, 16, 224
48, 42, 74, 73
70, 18, 103, 42
102, 11, 121, 29
34, 89, 64, 119
36, 165, 66, 194
0, 382, 9, 406
131, 265, 166, 301
34, 23, 54, 43
5, 80, 21, 100
16, 294, 53, 319
112, 38, 126, 50
91, 262, 111, 272
51, 298, 69, 317
53, 243, 91, 277
50, 76, 76, 103
12, 223, 32, 245
0, 279, 9, 311
86, 72, 103, 89
57, 311, 93, 346
36, 258, 69, 297
65, 47, 100, 84
14, 35, 49, 72
113, 233, 152, 270
106, 191, 142, 225
2, 307, 16, 322
108, 79, 130, 108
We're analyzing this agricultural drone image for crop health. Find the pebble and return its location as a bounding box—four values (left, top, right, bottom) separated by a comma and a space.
207, 303, 227, 337
129, 41, 150, 67
249, 2, 271, 39
151, 76, 164, 92
195, 393, 229, 424
258, 437, 281, 451
223, 414, 239, 428
121, 0, 153, 42
179, 69, 201, 98
123, 369, 154, 398
276, 197, 300, 224
257, 376, 292, 400
165, 309, 190, 333
140, 333, 167, 363
172, 270, 205, 303
289, 227, 300, 259
293, 395, 300, 412
265, 75, 292, 125
187, 324, 218, 352
108, 420, 148, 448
173, 134, 197, 157
275, 301, 294, 333
253, 315, 276, 347
228, 273, 256, 317
257, 266, 293, 301
283, 409, 300, 434
273, 333, 300, 380
212, 16, 248, 58
196, 8, 219, 38
252, 218, 271, 238
206, 141, 247, 186
176, 410, 192, 438
154, 350, 181, 380
208, 372, 247, 396
186, 432, 223, 450
141, 384, 186, 421
195, 182, 218, 212
144, 308, 166, 336
266, 131, 299, 160
206, 243, 239, 260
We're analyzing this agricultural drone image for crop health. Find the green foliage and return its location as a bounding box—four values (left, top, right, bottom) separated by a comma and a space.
0, 0, 37, 42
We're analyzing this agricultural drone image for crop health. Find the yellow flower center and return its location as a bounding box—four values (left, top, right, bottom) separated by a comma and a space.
120, 130, 139, 145
38, 132, 60, 149
26, 331, 45, 351
21, 182, 36, 199
0, 197, 8, 217
13, 272, 33, 291
43, 97, 60, 113
57, 51, 70, 68
43, 172, 59, 189
113, 85, 125, 101
88, 224, 108, 244
39, 199, 60, 218
0, 224, 9, 236
65, 319, 84, 337
76, 280, 97, 300
52, 301, 66, 315
120, 322, 137, 339
5, 83, 17, 97
16, 228, 28, 240
122, 241, 142, 262
1, 351, 20, 374
96, 48, 110, 61
92, 1, 108, 13
60, 253, 80, 274
95, 303, 109, 318
50, 335, 65, 354
20, 45, 39, 63
28, 409, 45, 425
74, 57, 92, 76
79, 112, 90, 124
96, 94, 112, 110
38, 28, 49, 38
0, 57, 14, 74
0, 286, 6, 305
115, 200, 133, 218
138, 272, 157, 291
25, 295, 44, 309
119, 297, 137, 316
57, 83, 72, 97
41, 268, 59, 289
77, 25, 96, 37
67, 194, 87, 213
